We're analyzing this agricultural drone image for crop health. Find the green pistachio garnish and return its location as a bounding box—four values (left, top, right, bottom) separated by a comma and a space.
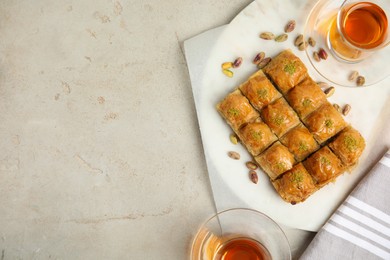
302, 98, 312, 107
291, 171, 304, 184
344, 135, 358, 152
228, 108, 240, 117
251, 130, 263, 140
257, 89, 268, 99
273, 115, 285, 126
325, 119, 333, 128
275, 162, 286, 172
284, 62, 296, 75
298, 142, 309, 152
320, 156, 331, 165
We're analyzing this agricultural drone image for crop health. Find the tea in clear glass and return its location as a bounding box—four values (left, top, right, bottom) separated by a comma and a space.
213, 237, 271, 260
328, 1, 388, 61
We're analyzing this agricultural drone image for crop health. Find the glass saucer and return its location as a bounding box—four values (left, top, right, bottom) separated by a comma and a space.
303, 0, 390, 87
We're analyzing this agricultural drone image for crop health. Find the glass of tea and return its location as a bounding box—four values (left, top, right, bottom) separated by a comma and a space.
190, 208, 291, 260
303, 0, 390, 86
328, 0, 389, 62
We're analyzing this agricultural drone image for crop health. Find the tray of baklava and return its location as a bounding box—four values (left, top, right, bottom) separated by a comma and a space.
217, 49, 365, 205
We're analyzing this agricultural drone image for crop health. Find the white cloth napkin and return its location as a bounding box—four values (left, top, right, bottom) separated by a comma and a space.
300, 149, 390, 260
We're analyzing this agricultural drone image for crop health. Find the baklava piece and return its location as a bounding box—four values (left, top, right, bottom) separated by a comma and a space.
255, 141, 296, 180
263, 49, 308, 94
329, 127, 365, 168
280, 124, 320, 162
216, 89, 259, 132
272, 163, 317, 204
286, 77, 327, 119
303, 102, 347, 144
239, 70, 282, 111
303, 146, 345, 188
238, 118, 277, 156
261, 98, 300, 138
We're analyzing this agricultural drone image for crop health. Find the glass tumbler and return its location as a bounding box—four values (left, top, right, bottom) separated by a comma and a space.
190, 208, 291, 260
327, 0, 389, 62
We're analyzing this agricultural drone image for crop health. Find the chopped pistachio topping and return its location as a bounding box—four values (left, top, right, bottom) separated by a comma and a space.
344, 135, 358, 152
273, 115, 285, 126
291, 171, 304, 184
251, 130, 263, 140
298, 142, 309, 152
320, 156, 331, 165
257, 88, 268, 99
228, 108, 240, 116
302, 98, 312, 107
275, 162, 286, 172
325, 119, 333, 128
284, 62, 296, 75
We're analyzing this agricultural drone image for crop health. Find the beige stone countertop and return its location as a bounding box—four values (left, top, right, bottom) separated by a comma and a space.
0, 1, 314, 259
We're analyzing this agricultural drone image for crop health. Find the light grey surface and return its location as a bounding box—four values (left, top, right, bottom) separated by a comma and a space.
0, 0, 314, 259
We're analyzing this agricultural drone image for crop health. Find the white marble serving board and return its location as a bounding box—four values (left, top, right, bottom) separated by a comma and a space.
186, 0, 390, 231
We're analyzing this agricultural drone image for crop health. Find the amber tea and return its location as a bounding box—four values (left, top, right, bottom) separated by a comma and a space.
328, 1, 388, 61
213, 237, 271, 260
190, 209, 291, 260
341, 2, 387, 48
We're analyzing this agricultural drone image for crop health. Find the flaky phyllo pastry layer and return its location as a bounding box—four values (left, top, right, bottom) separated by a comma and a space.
217, 50, 365, 204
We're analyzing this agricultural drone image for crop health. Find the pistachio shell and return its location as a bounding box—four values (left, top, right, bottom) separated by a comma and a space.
275, 33, 288, 42
222, 69, 234, 78
260, 32, 275, 40
228, 151, 240, 160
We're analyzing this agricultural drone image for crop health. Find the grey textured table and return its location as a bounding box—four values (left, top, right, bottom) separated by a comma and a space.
0, 1, 314, 259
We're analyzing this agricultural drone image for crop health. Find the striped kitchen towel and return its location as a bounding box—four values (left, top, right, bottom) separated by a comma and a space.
300, 150, 390, 260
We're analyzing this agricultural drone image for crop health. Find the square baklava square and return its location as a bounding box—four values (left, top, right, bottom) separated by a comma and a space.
255, 141, 296, 180
216, 89, 259, 132
303, 146, 345, 188
280, 124, 320, 162
303, 102, 347, 144
239, 70, 282, 111
263, 49, 308, 94
272, 163, 317, 204
286, 77, 327, 119
237, 118, 277, 156
261, 98, 300, 138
